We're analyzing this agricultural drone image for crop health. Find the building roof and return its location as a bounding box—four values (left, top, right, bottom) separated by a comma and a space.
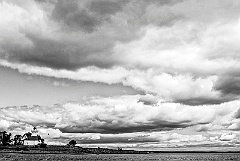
24, 136, 39, 141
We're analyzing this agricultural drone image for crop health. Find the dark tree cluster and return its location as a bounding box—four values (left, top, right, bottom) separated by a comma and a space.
67, 140, 77, 147
0, 131, 12, 146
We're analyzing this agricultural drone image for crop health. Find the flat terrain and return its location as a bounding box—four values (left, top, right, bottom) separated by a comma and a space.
1, 153, 240, 161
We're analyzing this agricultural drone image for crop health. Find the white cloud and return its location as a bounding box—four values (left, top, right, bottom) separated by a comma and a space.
0, 120, 10, 131
114, 19, 240, 76
220, 133, 237, 141
0, 59, 130, 84
0, 59, 227, 105
1, 95, 239, 134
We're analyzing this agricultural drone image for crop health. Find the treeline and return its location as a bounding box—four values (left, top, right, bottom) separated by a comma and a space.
0, 145, 147, 154
0, 131, 44, 146
1, 131, 147, 154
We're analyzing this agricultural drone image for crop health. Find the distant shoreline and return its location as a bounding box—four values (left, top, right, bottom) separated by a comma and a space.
1, 151, 240, 154
1, 145, 240, 155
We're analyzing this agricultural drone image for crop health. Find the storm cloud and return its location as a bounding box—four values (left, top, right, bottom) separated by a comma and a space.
0, 0, 184, 70
1, 0, 240, 106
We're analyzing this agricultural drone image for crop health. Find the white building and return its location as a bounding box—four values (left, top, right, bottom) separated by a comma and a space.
23, 127, 41, 146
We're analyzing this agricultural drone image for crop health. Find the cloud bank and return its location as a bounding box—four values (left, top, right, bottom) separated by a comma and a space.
1, 95, 240, 148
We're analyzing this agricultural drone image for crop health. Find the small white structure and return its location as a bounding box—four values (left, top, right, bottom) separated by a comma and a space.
23, 127, 41, 146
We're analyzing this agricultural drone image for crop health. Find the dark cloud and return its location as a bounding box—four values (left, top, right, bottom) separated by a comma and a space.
0, 0, 185, 71
52, 0, 101, 33
180, 143, 238, 148
89, 0, 128, 15
79, 136, 157, 144
175, 96, 233, 106
59, 120, 190, 134
52, 134, 158, 145
34, 0, 49, 3
138, 94, 158, 105
214, 76, 240, 96
4, 33, 116, 70
51, 0, 131, 33
195, 124, 211, 132
234, 108, 240, 119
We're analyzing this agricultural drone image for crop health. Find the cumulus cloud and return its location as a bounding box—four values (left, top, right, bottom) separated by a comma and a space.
1, 95, 240, 147
1, 95, 239, 134
214, 76, 240, 97
138, 94, 159, 105
0, 59, 235, 105
220, 133, 237, 141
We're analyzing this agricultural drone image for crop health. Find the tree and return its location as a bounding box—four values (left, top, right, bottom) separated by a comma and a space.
37, 135, 41, 141
23, 132, 31, 139
40, 138, 45, 144
68, 140, 77, 147
13, 135, 23, 145
118, 147, 122, 151
0, 131, 12, 146
39, 139, 47, 148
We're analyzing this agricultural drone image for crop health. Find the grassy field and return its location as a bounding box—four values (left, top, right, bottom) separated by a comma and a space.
1, 153, 240, 161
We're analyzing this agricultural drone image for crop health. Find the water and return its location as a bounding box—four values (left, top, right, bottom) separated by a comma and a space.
1, 153, 240, 160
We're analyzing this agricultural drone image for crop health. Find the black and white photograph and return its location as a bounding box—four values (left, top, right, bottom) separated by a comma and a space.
1, 0, 240, 160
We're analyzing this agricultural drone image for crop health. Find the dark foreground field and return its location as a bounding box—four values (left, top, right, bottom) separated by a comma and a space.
1, 153, 240, 161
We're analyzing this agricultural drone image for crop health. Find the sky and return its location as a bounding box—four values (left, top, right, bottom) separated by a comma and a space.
0, 0, 240, 151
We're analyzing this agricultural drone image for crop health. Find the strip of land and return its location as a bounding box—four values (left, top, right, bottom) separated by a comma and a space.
1, 145, 240, 155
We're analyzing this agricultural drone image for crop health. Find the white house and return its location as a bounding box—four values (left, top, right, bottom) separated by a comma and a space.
23, 127, 41, 146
